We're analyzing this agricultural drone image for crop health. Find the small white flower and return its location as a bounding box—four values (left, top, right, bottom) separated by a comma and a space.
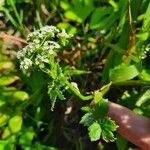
57, 29, 72, 38
44, 41, 60, 50
17, 49, 26, 59
18, 25, 73, 73
27, 31, 40, 41
141, 55, 146, 59
48, 49, 54, 55
100, 29, 106, 34
38, 33, 44, 38
33, 39, 40, 44
37, 26, 60, 39
42, 25, 59, 33
20, 58, 32, 70
145, 47, 150, 52
35, 54, 49, 65
25, 43, 36, 54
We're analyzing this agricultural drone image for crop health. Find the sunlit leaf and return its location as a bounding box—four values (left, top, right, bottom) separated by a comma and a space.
8, 115, 22, 133
64, 4, 94, 23
136, 32, 149, 41
88, 122, 101, 141
110, 65, 139, 82
0, 113, 10, 127
140, 69, 150, 81
57, 22, 77, 35
0, 140, 14, 150
133, 108, 143, 115
136, 89, 150, 106
93, 91, 102, 103
19, 127, 35, 145
108, 0, 118, 11
2, 127, 11, 139
60, 1, 71, 10
12, 91, 29, 101
0, 75, 19, 86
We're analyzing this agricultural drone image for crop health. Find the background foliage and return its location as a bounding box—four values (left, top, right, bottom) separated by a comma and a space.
0, 0, 150, 149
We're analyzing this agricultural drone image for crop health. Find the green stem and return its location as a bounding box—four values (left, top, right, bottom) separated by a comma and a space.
36, 10, 43, 28
113, 80, 150, 86
46, 67, 93, 101
65, 80, 93, 101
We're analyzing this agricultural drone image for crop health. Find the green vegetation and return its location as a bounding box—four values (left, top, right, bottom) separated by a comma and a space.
0, 0, 150, 149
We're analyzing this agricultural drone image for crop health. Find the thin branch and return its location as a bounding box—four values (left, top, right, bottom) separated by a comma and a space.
0, 32, 27, 44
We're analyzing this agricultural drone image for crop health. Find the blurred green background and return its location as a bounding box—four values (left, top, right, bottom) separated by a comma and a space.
0, 0, 150, 149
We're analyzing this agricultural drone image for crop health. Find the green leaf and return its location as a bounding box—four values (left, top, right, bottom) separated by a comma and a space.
0, 140, 8, 150
19, 127, 35, 145
116, 134, 128, 150
102, 50, 115, 84
142, 3, 150, 32
8, 115, 22, 133
60, 1, 71, 10
81, 106, 90, 112
140, 69, 150, 81
133, 108, 143, 115
88, 122, 101, 141
57, 22, 77, 35
0, 113, 10, 127
110, 65, 139, 82
64, 4, 94, 23
34, 143, 58, 150
101, 117, 118, 142
24, 71, 45, 92
90, 7, 118, 30
136, 89, 150, 106
117, 0, 128, 32
84, 0, 94, 7
12, 91, 29, 101
0, 140, 14, 150
2, 127, 11, 139
101, 117, 118, 132
80, 112, 94, 126
136, 32, 149, 41
0, 99, 5, 107
92, 99, 108, 119
0, 75, 19, 86
108, 0, 118, 11
93, 91, 103, 103
90, 7, 112, 29
102, 129, 116, 142
130, 0, 141, 21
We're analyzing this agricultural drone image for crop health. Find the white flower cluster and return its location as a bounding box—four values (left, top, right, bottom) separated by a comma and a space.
140, 43, 150, 59
17, 43, 36, 59
27, 25, 59, 42
17, 25, 72, 72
